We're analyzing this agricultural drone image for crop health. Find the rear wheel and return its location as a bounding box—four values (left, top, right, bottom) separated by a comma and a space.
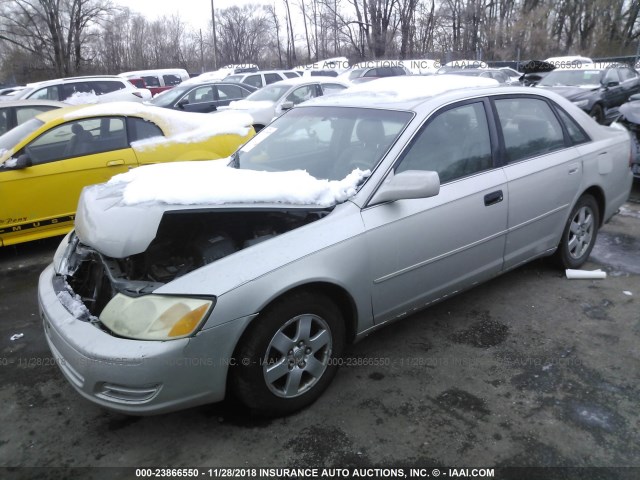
556, 194, 599, 269
231, 291, 345, 417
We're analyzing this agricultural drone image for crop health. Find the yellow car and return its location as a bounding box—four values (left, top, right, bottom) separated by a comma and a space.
0, 102, 253, 245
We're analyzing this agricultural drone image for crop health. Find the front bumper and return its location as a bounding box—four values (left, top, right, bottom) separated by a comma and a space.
38, 264, 252, 415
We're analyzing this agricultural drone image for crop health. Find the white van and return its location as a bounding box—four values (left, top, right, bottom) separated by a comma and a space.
118, 69, 189, 95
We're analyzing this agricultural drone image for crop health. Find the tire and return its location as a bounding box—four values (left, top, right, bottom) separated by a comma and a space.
556, 194, 599, 269
589, 104, 605, 124
230, 291, 345, 417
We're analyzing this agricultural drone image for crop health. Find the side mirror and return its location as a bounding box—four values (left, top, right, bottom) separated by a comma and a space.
369, 170, 440, 205
177, 98, 189, 108
602, 81, 619, 89
15, 153, 32, 169
629, 93, 640, 102
281, 101, 294, 111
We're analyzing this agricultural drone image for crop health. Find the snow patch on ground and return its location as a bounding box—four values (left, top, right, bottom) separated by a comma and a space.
108, 162, 370, 207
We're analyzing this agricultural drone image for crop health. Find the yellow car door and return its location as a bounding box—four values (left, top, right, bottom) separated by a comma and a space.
0, 116, 138, 245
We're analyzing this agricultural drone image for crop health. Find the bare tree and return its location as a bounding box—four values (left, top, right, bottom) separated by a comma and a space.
0, 0, 113, 77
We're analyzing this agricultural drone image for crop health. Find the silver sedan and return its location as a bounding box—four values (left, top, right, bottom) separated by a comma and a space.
39, 76, 633, 416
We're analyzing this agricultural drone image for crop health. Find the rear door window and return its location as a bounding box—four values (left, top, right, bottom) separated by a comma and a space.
244, 75, 263, 88
216, 84, 245, 101
494, 97, 566, 163
264, 73, 283, 85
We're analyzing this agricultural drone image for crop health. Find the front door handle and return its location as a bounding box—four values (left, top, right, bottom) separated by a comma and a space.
484, 190, 503, 206
106, 160, 124, 167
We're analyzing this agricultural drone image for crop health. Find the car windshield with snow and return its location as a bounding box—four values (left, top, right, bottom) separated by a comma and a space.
39, 76, 633, 417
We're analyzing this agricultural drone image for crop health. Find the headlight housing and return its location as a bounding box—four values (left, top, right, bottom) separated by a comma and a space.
572, 99, 589, 109
53, 231, 74, 274
99, 294, 214, 340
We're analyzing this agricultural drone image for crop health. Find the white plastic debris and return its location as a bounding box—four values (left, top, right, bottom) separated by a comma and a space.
565, 269, 607, 280
623, 291, 633, 296
10, 333, 24, 341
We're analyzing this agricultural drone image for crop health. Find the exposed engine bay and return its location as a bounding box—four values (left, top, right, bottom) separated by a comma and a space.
63, 209, 330, 317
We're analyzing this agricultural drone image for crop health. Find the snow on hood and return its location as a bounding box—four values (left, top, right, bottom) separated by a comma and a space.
107, 161, 370, 208
64, 103, 253, 147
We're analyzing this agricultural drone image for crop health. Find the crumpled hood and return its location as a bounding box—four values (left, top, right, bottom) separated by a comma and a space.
75, 163, 370, 258
75, 182, 173, 258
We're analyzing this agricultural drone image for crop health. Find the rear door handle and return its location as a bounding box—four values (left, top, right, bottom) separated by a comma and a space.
484, 190, 503, 206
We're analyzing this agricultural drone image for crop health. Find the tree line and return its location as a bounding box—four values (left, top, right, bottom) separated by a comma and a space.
0, 0, 638, 83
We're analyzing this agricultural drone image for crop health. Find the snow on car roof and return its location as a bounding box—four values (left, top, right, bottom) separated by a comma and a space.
108, 161, 370, 208
59, 101, 253, 139
308, 75, 499, 107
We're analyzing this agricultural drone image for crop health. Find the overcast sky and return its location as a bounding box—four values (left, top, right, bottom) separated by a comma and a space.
119, 0, 263, 31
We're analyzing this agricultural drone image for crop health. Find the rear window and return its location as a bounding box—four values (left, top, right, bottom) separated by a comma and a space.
142, 76, 161, 87
91, 81, 126, 94
128, 117, 164, 142
163, 74, 182, 86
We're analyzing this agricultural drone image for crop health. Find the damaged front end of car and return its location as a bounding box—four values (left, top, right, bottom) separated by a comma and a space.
55, 207, 331, 335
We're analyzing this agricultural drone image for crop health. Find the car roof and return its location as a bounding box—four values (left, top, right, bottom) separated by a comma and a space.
31, 102, 185, 134
25, 76, 126, 88
304, 75, 501, 110
0, 99, 68, 108
262, 77, 349, 88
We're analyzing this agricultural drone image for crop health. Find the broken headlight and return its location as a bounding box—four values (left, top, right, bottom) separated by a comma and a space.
99, 294, 214, 340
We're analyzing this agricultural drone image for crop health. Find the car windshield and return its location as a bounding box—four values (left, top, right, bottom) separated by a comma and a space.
245, 84, 292, 102
347, 69, 367, 80
539, 69, 604, 87
0, 118, 44, 160
225, 75, 244, 83
149, 85, 190, 106
234, 106, 413, 181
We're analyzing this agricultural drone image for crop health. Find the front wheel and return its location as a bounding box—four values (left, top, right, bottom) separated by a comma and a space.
230, 291, 345, 417
556, 194, 599, 269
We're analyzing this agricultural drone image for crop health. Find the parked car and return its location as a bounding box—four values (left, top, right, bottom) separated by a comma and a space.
225, 70, 300, 89
11, 76, 151, 103
224, 77, 349, 131
119, 69, 189, 96
536, 64, 640, 124
0, 99, 66, 136
0, 85, 26, 100
544, 55, 594, 69
443, 68, 514, 85
39, 75, 632, 417
148, 82, 256, 113
0, 103, 252, 245
499, 67, 523, 82
338, 64, 410, 83
617, 93, 640, 180
436, 60, 488, 74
